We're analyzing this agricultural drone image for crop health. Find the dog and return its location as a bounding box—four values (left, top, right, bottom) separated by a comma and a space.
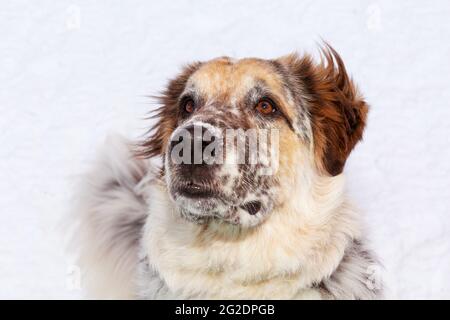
69, 44, 382, 299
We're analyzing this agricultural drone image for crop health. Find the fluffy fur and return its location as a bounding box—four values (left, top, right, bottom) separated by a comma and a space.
68, 45, 382, 299
67, 135, 152, 298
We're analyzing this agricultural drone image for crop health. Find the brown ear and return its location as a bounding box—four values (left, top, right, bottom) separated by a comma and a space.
279, 44, 368, 176
138, 62, 202, 158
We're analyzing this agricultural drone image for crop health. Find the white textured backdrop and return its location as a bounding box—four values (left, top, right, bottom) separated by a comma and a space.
1, 0, 449, 299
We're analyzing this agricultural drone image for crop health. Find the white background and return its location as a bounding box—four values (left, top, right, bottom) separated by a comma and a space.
1, 0, 449, 299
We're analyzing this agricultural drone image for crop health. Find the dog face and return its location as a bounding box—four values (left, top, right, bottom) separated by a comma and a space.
141, 44, 368, 227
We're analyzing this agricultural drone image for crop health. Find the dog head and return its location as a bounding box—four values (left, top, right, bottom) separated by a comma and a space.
140, 44, 368, 227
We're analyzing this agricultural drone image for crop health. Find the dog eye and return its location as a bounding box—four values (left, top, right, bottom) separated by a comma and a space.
183, 99, 196, 114
255, 100, 277, 115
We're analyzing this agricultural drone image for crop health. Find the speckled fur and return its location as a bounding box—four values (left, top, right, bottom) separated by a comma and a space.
68, 45, 382, 299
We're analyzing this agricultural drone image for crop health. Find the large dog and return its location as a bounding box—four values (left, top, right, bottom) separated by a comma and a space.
69, 44, 382, 299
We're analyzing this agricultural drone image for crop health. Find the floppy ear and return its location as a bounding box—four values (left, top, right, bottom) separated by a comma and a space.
138, 62, 202, 158
278, 44, 368, 176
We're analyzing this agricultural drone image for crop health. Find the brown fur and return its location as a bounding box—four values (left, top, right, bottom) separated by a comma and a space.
278, 44, 368, 176
141, 44, 368, 177
138, 62, 203, 158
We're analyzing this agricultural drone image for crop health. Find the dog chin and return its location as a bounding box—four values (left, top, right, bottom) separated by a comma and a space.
173, 194, 232, 224
172, 194, 270, 228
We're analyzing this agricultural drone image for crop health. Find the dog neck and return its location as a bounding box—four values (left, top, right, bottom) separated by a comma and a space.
141, 171, 361, 299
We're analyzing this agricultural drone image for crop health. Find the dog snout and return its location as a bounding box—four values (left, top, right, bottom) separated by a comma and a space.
169, 124, 221, 167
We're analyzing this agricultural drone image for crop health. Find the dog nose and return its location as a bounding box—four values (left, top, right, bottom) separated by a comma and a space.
169, 124, 218, 165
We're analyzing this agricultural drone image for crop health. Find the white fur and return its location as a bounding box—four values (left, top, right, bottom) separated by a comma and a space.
67, 135, 154, 299
69, 135, 381, 299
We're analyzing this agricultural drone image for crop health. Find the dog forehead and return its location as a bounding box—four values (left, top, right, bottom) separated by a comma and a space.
186, 57, 286, 100
182, 57, 310, 139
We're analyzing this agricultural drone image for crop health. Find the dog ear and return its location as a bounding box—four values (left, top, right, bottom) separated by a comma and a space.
138, 62, 202, 158
278, 44, 368, 176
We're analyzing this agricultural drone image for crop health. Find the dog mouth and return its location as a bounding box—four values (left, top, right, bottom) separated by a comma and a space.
169, 173, 267, 225
175, 181, 218, 199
